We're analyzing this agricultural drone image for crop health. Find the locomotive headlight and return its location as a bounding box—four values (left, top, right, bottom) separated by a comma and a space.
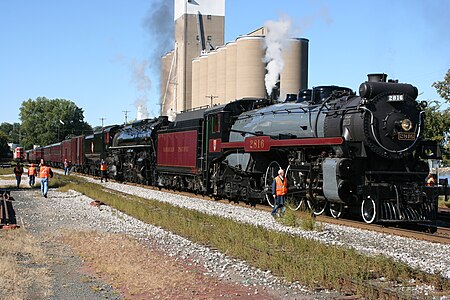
401, 119, 413, 131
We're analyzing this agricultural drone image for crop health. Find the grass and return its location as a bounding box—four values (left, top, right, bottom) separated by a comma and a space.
51, 175, 449, 297
439, 196, 450, 208
0, 228, 52, 299
0, 167, 14, 176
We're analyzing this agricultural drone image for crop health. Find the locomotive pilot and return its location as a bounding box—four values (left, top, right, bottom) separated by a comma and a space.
271, 168, 288, 219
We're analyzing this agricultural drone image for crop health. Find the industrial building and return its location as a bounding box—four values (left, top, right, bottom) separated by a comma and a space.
161, 0, 309, 117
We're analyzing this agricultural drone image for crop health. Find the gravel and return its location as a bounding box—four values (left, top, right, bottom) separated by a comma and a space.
80, 178, 450, 279
3, 174, 450, 298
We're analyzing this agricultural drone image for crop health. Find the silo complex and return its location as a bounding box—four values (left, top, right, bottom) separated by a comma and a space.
280, 38, 309, 101
216, 46, 227, 103
236, 36, 266, 99
191, 58, 200, 109
225, 42, 237, 103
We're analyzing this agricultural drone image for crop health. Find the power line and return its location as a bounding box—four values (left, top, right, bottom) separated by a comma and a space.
99, 117, 106, 127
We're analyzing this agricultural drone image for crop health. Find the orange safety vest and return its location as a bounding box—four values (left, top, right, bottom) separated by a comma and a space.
28, 166, 36, 176
275, 176, 288, 196
40, 166, 51, 179
426, 177, 435, 187
100, 162, 107, 171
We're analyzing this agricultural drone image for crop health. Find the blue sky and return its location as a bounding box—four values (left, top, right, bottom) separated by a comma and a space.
1, 0, 449, 127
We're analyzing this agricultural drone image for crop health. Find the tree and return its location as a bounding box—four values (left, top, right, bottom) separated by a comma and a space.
423, 101, 450, 163
0, 132, 11, 159
432, 69, 450, 103
19, 97, 92, 149
0, 122, 21, 144
424, 69, 450, 165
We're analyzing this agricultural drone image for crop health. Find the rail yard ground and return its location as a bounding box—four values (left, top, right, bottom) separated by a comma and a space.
1, 172, 450, 299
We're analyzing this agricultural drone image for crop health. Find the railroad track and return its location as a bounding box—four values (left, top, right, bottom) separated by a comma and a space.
68, 171, 450, 244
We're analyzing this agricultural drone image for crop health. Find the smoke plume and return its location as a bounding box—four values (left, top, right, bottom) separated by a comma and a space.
130, 59, 151, 120
143, 1, 174, 109
263, 16, 292, 97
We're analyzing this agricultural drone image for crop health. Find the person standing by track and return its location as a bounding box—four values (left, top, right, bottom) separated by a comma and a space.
13, 162, 24, 188
39, 159, 53, 198
100, 159, 108, 183
271, 168, 288, 219
63, 159, 70, 175
28, 163, 37, 187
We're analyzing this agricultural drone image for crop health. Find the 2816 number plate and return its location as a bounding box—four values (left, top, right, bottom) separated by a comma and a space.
398, 132, 415, 141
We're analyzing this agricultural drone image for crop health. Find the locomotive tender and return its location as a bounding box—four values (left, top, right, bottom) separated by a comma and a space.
27, 74, 440, 224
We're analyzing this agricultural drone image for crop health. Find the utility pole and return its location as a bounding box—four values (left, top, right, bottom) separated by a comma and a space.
99, 117, 106, 128
205, 95, 218, 107
122, 110, 130, 124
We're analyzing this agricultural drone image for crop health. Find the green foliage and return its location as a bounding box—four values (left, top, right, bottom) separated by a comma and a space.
0, 122, 21, 144
423, 101, 450, 163
19, 97, 92, 149
0, 132, 11, 158
423, 69, 450, 165
432, 69, 450, 103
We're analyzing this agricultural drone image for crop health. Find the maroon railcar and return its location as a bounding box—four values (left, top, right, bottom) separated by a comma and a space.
42, 145, 51, 163
61, 136, 84, 170
157, 130, 198, 172
156, 108, 205, 190
49, 143, 62, 166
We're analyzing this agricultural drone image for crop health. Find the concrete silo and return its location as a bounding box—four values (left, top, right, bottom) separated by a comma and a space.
191, 58, 200, 109
207, 51, 218, 106
225, 42, 237, 102
216, 46, 227, 104
236, 36, 266, 99
280, 38, 309, 101
199, 55, 209, 107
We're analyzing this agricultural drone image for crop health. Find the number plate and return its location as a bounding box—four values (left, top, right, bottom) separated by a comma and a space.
398, 132, 416, 141
244, 136, 271, 152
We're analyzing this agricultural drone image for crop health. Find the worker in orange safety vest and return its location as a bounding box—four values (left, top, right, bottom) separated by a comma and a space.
271, 168, 288, 219
39, 159, 53, 198
100, 159, 108, 183
28, 163, 37, 187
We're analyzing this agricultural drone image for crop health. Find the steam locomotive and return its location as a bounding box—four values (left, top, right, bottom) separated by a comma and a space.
27, 74, 441, 224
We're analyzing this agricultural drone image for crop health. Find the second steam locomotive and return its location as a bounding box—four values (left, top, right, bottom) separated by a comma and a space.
27, 74, 441, 224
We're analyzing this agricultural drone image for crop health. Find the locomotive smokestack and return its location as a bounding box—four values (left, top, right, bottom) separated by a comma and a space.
367, 73, 387, 82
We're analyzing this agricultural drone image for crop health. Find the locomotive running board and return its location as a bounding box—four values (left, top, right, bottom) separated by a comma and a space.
210, 136, 344, 153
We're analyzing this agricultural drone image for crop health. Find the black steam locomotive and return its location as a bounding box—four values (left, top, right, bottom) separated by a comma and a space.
29, 74, 441, 224
149, 73, 440, 223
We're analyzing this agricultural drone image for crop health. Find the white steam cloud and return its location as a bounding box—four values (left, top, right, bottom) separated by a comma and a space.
130, 59, 151, 120
263, 16, 292, 96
